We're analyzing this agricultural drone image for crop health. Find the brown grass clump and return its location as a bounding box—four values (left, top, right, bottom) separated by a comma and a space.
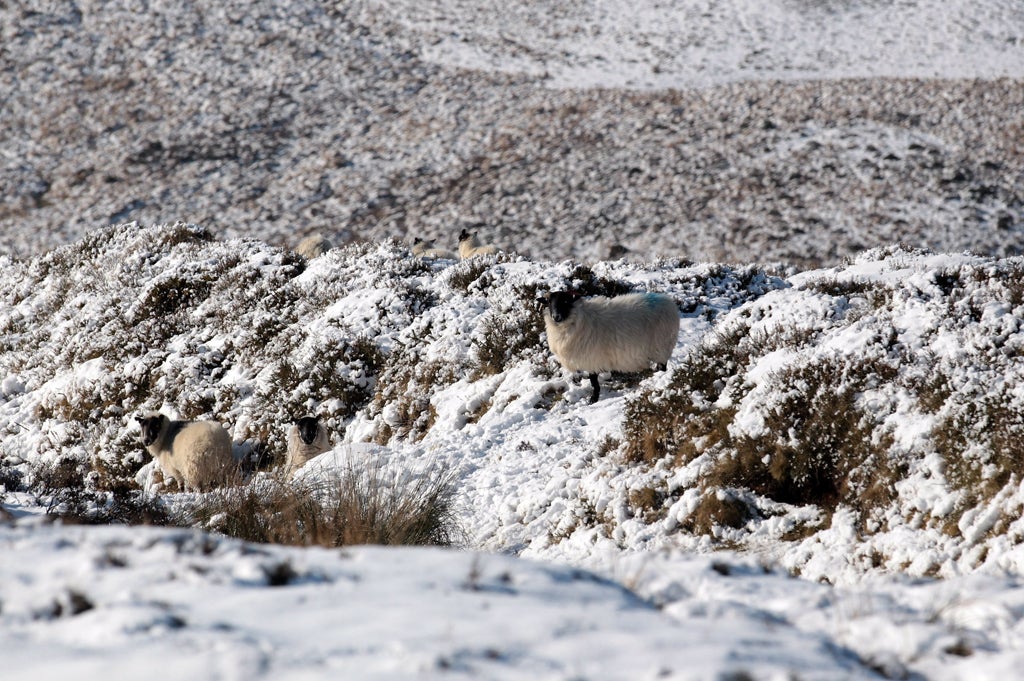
181, 459, 459, 548
628, 486, 668, 523
681, 490, 752, 536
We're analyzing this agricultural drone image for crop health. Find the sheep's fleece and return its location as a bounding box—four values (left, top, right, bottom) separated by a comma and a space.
543, 292, 679, 374
137, 413, 234, 491
457, 229, 498, 259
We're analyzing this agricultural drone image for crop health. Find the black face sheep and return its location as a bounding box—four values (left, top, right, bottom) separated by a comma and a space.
538, 291, 680, 404
136, 413, 235, 492
286, 416, 331, 476
411, 237, 458, 260
457, 229, 498, 259
296, 233, 333, 259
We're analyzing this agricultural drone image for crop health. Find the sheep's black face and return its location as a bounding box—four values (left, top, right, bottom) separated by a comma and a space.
296, 416, 320, 445
138, 416, 163, 447
548, 291, 577, 323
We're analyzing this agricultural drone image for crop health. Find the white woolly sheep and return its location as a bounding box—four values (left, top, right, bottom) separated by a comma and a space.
296, 233, 333, 259
411, 237, 458, 260
285, 415, 331, 476
538, 291, 680, 403
136, 413, 234, 491
457, 229, 498, 259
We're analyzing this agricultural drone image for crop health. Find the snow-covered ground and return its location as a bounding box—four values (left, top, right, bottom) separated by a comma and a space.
2, 0, 1022, 264
5, 521, 1024, 681
378, 0, 1024, 88
3, 224, 1024, 678
3, 1, 1024, 678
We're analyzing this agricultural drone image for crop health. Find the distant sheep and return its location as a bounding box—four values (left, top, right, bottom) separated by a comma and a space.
538, 291, 680, 403
136, 413, 234, 491
285, 416, 331, 476
411, 237, 458, 260
457, 229, 498, 259
296, 233, 333, 259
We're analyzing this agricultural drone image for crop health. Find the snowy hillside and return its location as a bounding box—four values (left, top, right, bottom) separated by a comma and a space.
382, 0, 1024, 87
4, 0, 1024, 677
4, 223, 1024, 677
2, 1, 1023, 264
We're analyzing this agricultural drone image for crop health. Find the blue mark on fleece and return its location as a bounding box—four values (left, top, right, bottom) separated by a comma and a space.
639, 292, 663, 307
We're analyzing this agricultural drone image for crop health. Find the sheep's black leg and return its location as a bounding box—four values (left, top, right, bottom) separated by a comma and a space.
588, 373, 600, 404
656, 362, 667, 372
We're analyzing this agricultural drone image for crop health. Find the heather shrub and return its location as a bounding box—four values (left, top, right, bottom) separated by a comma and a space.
934, 388, 1024, 515
370, 349, 457, 443
29, 456, 169, 526
622, 321, 755, 465
712, 357, 899, 521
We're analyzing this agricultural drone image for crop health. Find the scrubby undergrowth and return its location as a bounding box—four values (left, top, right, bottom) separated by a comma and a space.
3, 224, 1024, 579
624, 246, 1024, 577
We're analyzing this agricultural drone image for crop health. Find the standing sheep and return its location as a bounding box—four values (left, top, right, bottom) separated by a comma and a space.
136, 413, 235, 491
457, 229, 498, 259
285, 416, 331, 476
539, 291, 680, 403
411, 237, 458, 260
296, 233, 333, 259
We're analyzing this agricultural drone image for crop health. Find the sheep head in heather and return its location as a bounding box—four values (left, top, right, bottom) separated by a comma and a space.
286, 415, 331, 476
457, 228, 498, 258
295, 416, 321, 446
136, 413, 168, 447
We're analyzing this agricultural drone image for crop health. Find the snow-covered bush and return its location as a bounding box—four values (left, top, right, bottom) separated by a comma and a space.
624, 246, 1024, 551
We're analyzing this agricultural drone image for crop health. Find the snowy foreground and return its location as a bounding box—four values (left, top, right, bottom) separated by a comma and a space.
4, 223, 1024, 678
3, 521, 1024, 681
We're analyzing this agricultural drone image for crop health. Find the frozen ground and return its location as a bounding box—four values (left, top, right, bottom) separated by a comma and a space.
3, 225, 1024, 677
3, 1, 1024, 678
379, 0, 1024, 88
1, 0, 1022, 264
4, 521, 1024, 681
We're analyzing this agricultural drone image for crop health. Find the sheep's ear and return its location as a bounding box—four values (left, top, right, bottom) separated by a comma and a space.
413, 237, 423, 245
458, 228, 469, 241
535, 295, 549, 309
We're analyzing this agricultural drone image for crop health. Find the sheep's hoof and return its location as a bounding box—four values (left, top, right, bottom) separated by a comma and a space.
588, 374, 600, 403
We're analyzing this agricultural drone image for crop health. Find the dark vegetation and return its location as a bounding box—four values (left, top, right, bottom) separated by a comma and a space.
623, 254, 1024, 550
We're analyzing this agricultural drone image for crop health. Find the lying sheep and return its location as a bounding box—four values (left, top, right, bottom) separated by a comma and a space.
136, 413, 234, 491
296, 233, 333, 259
411, 237, 458, 260
285, 416, 331, 476
538, 290, 680, 403
457, 229, 498, 259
